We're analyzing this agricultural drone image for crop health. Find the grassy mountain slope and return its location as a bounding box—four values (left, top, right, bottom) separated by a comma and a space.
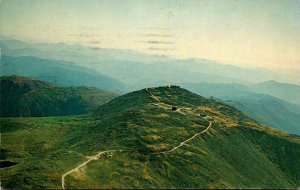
0, 76, 118, 117
0, 55, 126, 93
0, 86, 299, 188
86, 60, 249, 90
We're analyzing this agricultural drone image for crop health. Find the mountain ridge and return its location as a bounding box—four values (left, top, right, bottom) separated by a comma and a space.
1, 86, 299, 188
0, 75, 119, 117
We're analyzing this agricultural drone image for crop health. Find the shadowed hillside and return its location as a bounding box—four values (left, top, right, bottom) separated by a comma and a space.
0, 76, 119, 117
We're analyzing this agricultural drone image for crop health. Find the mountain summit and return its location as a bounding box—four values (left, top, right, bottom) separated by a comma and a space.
1, 86, 299, 188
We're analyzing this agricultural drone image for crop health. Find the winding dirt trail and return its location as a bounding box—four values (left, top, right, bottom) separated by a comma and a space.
61, 88, 213, 189
149, 121, 212, 154
61, 120, 212, 189
145, 88, 160, 102
61, 150, 120, 189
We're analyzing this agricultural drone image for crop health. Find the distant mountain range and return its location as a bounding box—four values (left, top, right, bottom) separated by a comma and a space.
252, 80, 300, 105
0, 76, 118, 117
1, 35, 299, 86
0, 55, 126, 93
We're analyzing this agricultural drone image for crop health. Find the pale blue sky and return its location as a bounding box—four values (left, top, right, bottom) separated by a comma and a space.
0, 0, 299, 69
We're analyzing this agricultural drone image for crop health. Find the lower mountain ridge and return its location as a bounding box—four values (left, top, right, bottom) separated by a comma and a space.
1, 86, 299, 189
180, 82, 300, 135
0, 76, 119, 117
225, 95, 300, 135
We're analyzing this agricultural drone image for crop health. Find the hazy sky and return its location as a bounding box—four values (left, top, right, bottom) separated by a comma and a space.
1, 0, 299, 70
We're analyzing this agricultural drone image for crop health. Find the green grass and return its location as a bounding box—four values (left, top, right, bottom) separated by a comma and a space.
1, 86, 299, 188
1, 115, 89, 188
64, 124, 299, 189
